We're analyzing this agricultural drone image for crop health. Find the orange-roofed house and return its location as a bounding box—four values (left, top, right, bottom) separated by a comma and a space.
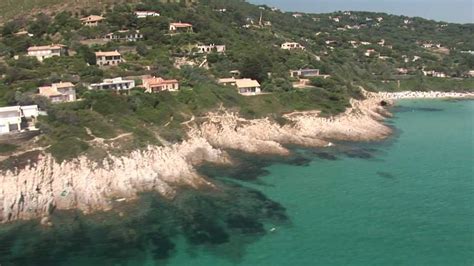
169, 22, 193, 33
38, 82, 77, 103
80, 15, 105, 27
27, 44, 67, 62
142, 77, 180, 93
95, 50, 123, 66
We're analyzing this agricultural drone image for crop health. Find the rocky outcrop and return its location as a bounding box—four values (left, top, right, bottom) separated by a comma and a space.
192, 94, 393, 156
1, 91, 471, 223
0, 138, 229, 223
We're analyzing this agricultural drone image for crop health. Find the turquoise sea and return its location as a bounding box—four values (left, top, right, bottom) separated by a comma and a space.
1, 99, 473, 265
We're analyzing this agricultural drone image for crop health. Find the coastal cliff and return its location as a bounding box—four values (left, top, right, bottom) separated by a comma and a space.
1, 91, 472, 223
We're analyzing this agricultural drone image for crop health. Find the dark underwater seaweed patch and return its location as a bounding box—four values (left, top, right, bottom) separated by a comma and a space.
392, 106, 443, 113
377, 171, 396, 179
198, 150, 312, 182
311, 151, 339, 160
0, 180, 289, 265
226, 214, 265, 234
343, 148, 374, 159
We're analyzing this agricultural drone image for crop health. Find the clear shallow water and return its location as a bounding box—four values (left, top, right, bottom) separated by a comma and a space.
1, 99, 473, 265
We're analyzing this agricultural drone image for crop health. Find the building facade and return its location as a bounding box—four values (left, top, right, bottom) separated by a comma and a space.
95, 51, 123, 66
80, 15, 104, 26
0, 105, 39, 134
27, 44, 67, 62
104, 30, 143, 42
218, 78, 261, 95
135, 11, 160, 18
169, 22, 193, 33
290, 69, 321, 78
196, 44, 226, 53
89, 78, 136, 92
38, 82, 77, 103
281, 42, 305, 50
142, 77, 180, 93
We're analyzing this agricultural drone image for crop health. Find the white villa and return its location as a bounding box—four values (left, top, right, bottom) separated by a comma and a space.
27, 44, 67, 62
0, 105, 39, 134
80, 15, 105, 27
196, 44, 226, 53
169, 22, 193, 33
135, 11, 160, 18
281, 42, 305, 50
218, 78, 261, 95
38, 82, 76, 103
423, 70, 447, 78
236, 79, 261, 95
105, 30, 143, 42
95, 51, 123, 66
89, 78, 136, 92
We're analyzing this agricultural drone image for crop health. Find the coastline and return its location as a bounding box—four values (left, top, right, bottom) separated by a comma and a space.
1, 91, 473, 224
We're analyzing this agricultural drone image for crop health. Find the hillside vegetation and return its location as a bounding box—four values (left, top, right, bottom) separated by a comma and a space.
0, 0, 473, 162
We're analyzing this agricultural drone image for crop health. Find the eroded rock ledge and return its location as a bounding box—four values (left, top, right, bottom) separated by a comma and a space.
1, 91, 472, 223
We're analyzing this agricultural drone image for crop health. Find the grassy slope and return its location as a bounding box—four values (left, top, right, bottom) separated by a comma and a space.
0, 0, 138, 23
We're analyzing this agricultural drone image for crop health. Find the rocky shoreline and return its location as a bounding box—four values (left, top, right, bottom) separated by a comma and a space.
0, 91, 472, 224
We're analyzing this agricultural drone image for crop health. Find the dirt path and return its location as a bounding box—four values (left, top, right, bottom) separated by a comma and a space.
85, 127, 132, 145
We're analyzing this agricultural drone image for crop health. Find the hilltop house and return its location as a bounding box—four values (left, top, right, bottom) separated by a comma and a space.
27, 44, 67, 62
236, 79, 261, 95
95, 51, 123, 66
135, 11, 160, 18
0, 105, 39, 134
422, 43, 442, 49
281, 42, 305, 50
89, 77, 135, 92
142, 76, 179, 92
290, 69, 325, 78
38, 82, 76, 103
218, 78, 261, 95
196, 44, 226, 53
423, 70, 447, 78
105, 30, 143, 42
80, 15, 105, 27
396, 68, 409, 75
169, 22, 193, 33
365, 49, 379, 57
